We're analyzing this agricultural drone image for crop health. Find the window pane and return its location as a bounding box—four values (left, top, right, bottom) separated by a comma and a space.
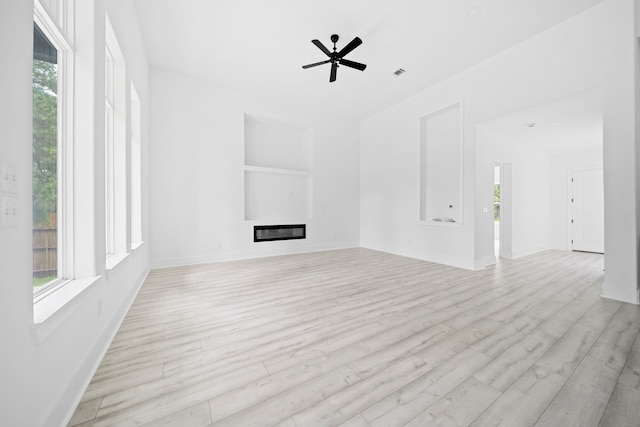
130, 84, 142, 247
104, 45, 115, 257
494, 183, 500, 222
105, 16, 127, 260
105, 101, 114, 257
32, 24, 58, 286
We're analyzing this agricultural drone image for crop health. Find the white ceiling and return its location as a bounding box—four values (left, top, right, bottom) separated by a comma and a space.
480, 88, 603, 155
133, 0, 605, 120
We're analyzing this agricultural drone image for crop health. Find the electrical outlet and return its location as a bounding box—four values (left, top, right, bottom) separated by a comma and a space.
0, 159, 18, 193
0, 196, 18, 228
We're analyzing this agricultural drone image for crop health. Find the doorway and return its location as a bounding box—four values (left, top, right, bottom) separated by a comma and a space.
480, 88, 603, 266
493, 162, 512, 260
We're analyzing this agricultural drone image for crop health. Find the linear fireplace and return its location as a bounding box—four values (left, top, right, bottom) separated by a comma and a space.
254, 224, 306, 242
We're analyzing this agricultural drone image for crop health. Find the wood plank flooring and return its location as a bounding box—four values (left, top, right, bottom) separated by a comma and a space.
69, 248, 640, 427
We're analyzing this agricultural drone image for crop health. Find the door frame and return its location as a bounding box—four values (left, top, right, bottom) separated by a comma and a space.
495, 162, 513, 259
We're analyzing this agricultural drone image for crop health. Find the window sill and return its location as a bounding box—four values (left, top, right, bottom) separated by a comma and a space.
33, 276, 100, 332
131, 240, 144, 251
106, 252, 129, 271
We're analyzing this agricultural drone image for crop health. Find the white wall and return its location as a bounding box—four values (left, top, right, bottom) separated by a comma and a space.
360, 95, 474, 269
550, 149, 603, 250
148, 67, 360, 268
0, 1, 150, 426
0, 1, 636, 425
360, 0, 638, 302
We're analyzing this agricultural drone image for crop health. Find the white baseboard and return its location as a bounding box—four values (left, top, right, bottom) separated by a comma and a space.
151, 241, 360, 269
601, 283, 640, 305
49, 268, 149, 427
511, 246, 545, 259
475, 255, 497, 270
359, 243, 475, 271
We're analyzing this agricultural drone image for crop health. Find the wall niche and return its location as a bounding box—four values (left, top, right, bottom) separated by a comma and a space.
244, 114, 313, 221
419, 101, 463, 225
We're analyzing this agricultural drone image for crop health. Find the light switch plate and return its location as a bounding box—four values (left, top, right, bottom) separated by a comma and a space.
0, 159, 18, 194
0, 196, 18, 228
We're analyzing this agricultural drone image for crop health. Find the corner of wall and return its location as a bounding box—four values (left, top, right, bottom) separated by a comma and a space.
601, 281, 640, 305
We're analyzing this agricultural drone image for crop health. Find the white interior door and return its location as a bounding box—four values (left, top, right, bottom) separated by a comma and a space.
571, 168, 604, 253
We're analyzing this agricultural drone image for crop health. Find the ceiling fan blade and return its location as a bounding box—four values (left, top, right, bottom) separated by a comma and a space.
337, 37, 362, 58
302, 59, 331, 69
330, 62, 338, 82
312, 39, 332, 57
339, 58, 367, 71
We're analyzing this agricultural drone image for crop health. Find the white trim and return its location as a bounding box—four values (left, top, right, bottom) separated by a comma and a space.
150, 242, 360, 270
33, 0, 76, 301
511, 246, 546, 259
130, 83, 143, 248
105, 99, 115, 256
567, 169, 574, 250
105, 252, 129, 272
104, 15, 128, 259
58, 44, 74, 279
34, 1, 72, 52
601, 286, 640, 305
33, 276, 100, 327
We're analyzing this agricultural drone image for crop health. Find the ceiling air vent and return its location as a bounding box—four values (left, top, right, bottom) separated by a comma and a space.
393, 68, 406, 76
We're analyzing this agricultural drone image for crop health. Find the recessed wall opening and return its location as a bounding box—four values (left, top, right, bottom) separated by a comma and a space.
254, 224, 306, 242
244, 114, 313, 222
419, 101, 463, 224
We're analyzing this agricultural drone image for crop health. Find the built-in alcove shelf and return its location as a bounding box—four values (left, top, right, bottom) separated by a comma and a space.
418, 220, 464, 229
419, 101, 464, 226
244, 114, 313, 222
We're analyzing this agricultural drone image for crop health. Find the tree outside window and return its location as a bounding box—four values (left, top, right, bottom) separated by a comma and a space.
32, 25, 58, 286
494, 183, 500, 222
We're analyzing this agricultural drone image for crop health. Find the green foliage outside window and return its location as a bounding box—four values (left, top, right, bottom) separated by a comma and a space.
32, 59, 57, 228
494, 184, 500, 222
33, 58, 58, 286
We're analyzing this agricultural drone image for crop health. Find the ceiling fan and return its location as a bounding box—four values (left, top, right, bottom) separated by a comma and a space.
302, 34, 367, 82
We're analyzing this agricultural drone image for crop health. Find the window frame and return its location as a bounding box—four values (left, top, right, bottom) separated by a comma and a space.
104, 16, 127, 267
130, 83, 143, 249
105, 44, 116, 258
33, 0, 75, 299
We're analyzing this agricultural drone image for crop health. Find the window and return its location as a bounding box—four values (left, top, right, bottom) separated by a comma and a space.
494, 184, 501, 222
130, 83, 142, 247
32, 23, 59, 286
32, 2, 73, 293
104, 16, 126, 263
105, 45, 115, 257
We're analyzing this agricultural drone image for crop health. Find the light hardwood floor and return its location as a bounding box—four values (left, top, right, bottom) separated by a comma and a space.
69, 248, 640, 427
